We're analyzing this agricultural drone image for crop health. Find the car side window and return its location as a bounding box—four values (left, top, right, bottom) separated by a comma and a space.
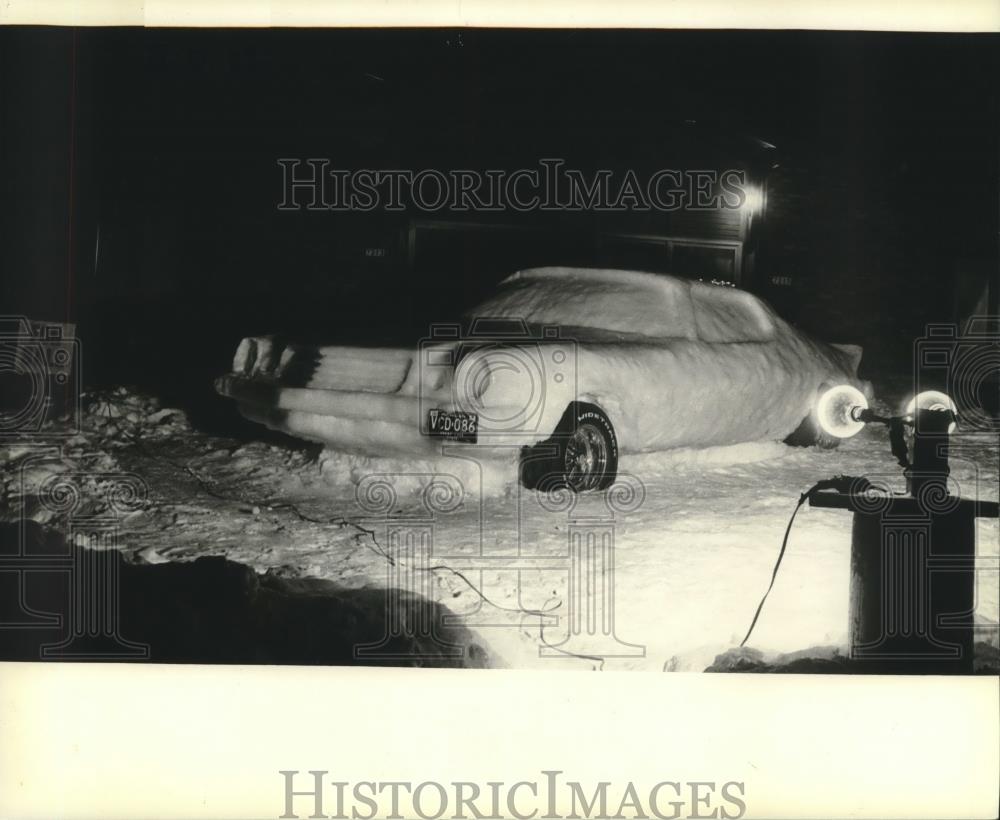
690, 284, 776, 343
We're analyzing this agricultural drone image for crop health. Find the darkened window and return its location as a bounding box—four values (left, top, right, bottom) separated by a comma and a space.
670, 243, 739, 283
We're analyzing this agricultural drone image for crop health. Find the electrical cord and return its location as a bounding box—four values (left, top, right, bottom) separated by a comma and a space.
91, 392, 560, 625
739, 475, 869, 648
90, 392, 395, 563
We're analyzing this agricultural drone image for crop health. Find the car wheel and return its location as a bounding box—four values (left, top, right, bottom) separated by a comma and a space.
520, 401, 619, 493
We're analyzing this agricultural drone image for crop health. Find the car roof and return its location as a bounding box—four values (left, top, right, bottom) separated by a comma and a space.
496, 266, 776, 342
500, 266, 684, 294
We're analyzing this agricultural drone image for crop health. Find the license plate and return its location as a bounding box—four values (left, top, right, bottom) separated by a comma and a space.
427, 409, 478, 443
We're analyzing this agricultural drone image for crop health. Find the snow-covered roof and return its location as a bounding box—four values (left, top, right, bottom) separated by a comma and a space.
481, 266, 775, 342
477, 267, 698, 339
501, 266, 686, 295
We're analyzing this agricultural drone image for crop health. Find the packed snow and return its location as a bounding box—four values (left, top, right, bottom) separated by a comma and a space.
2, 386, 996, 670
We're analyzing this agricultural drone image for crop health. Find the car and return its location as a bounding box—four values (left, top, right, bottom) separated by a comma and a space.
216, 267, 870, 492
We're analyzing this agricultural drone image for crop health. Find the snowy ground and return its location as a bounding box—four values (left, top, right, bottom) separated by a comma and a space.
2, 387, 997, 671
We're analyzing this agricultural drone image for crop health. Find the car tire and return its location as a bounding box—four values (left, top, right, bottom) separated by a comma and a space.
520, 402, 619, 493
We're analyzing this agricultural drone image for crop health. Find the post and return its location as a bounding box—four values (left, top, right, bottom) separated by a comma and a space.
809, 404, 995, 673
848, 499, 976, 673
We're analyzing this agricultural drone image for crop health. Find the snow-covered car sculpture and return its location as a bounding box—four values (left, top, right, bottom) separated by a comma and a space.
216, 267, 870, 492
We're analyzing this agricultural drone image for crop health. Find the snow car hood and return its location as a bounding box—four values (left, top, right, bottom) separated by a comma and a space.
215, 336, 454, 454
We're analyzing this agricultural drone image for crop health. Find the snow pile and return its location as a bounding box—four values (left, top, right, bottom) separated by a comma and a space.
80, 387, 190, 444
701, 645, 852, 673
660, 643, 852, 673
0, 438, 130, 526
0, 388, 187, 526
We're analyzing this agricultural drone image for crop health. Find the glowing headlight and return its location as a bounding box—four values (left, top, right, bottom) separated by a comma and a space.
904, 390, 957, 434
816, 384, 869, 438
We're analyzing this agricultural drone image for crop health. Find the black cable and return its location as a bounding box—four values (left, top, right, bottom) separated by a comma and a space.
93, 392, 556, 622
738, 490, 809, 648
888, 417, 910, 469
91, 393, 394, 562
420, 565, 559, 618
738, 476, 861, 648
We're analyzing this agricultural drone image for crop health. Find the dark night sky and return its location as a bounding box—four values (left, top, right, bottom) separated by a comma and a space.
1, 28, 997, 408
